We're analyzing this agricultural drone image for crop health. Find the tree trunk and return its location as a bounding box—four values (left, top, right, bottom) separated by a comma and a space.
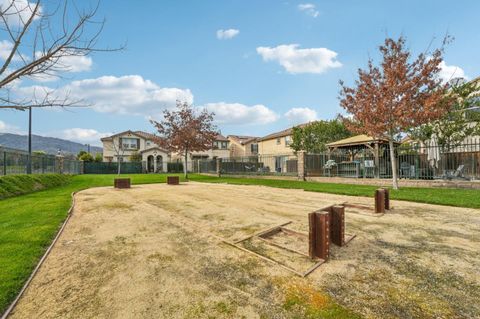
389, 139, 399, 190
117, 156, 121, 175
184, 150, 188, 179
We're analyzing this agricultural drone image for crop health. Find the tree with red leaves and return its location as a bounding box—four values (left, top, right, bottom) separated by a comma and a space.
339, 36, 453, 189
151, 101, 219, 178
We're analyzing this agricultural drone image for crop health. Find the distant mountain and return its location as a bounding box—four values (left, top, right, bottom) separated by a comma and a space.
0, 133, 102, 155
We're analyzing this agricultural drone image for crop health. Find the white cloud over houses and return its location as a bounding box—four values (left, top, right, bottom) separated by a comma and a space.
256, 44, 342, 74
284, 107, 317, 125
298, 3, 319, 18
216, 29, 240, 40
60, 128, 111, 145
438, 61, 467, 83
15, 75, 194, 117
202, 102, 278, 125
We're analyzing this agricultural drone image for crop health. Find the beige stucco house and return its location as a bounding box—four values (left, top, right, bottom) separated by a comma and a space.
227, 135, 259, 158
257, 127, 295, 156
170, 134, 230, 171
101, 130, 169, 173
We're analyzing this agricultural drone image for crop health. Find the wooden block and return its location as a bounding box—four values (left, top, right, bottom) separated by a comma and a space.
167, 176, 180, 185
382, 188, 390, 210
375, 189, 385, 214
114, 178, 131, 189
315, 211, 330, 260
330, 205, 345, 246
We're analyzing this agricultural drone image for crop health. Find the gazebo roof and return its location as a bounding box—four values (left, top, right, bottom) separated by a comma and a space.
326, 134, 397, 148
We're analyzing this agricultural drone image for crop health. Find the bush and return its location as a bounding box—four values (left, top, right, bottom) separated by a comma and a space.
0, 174, 72, 200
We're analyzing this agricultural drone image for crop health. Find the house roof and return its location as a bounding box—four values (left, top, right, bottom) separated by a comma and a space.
100, 130, 160, 142
257, 122, 312, 142
227, 135, 258, 145
215, 134, 229, 142
326, 134, 398, 148
139, 146, 169, 154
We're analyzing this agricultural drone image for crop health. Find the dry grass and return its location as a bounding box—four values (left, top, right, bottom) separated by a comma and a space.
9, 182, 479, 318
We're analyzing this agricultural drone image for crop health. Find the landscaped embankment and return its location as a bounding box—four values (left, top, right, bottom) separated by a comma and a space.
0, 174, 72, 200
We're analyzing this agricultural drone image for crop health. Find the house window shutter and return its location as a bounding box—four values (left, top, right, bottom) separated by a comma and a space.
137, 139, 140, 149
119, 137, 122, 149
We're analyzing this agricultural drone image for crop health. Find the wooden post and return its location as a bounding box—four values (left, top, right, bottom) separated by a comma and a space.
382, 188, 390, 210
330, 205, 345, 246
375, 189, 386, 213
114, 178, 131, 188
309, 209, 331, 260
167, 176, 180, 185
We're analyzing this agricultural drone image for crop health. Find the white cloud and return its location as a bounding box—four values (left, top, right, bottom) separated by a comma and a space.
438, 61, 467, 83
0, 0, 41, 26
256, 44, 342, 74
59, 128, 111, 145
0, 120, 21, 133
0, 40, 26, 62
29, 53, 93, 82
284, 107, 317, 125
203, 102, 278, 125
298, 3, 319, 18
216, 29, 240, 40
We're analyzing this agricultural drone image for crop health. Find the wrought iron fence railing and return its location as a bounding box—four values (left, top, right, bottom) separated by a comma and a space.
0, 147, 82, 175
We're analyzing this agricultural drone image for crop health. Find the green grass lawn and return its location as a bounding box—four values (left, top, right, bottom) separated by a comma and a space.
1, 173, 478, 315
0, 173, 183, 314
188, 174, 480, 209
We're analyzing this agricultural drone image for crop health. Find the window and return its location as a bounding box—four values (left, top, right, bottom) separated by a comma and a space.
221, 141, 228, 149
250, 143, 258, 154
213, 141, 219, 149
121, 138, 139, 150
285, 136, 292, 146
276, 138, 281, 145
146, 141, 151, 147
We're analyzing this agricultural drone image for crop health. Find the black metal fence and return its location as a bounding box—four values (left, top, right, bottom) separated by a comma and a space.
194, 154, 298, 176
306, 142, 480, 181
0, 147, 81, 175
83, 162, 143, 174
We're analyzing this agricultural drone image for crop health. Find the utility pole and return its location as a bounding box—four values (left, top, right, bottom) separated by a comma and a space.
27, 106, 32, 174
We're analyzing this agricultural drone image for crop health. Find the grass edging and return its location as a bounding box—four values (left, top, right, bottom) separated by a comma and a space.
0, 191, 77, 319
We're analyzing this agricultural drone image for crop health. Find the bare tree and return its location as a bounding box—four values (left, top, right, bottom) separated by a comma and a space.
0, 0, 121, 110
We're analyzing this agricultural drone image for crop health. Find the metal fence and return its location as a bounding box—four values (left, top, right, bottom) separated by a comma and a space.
306, 142, 480, 181
0, 147, 82, 175
83, 162, 143, 174
194, 154, 298, 176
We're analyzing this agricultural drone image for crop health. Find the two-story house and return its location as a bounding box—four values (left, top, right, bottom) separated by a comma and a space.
101, 130, 169, 173
227, 135, 259, 158
170, 134, 231, 171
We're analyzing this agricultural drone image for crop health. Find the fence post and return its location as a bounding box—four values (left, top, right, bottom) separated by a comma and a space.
55, 155, 64, 174
2, 150, 6, 175
216, 158, 222, 177
297, 151, 306, 181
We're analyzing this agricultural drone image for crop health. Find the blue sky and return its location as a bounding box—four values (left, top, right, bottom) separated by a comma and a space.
0, 0, 479, 146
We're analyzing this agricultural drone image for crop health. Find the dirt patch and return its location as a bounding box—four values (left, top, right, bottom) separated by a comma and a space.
9, 182, 480, 318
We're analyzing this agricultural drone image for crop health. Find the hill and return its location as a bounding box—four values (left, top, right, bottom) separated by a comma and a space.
0, 133, 102, 155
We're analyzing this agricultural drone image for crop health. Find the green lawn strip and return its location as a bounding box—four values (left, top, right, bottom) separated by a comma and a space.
188, 174, 480, 209
0, 174, 72, 200
0, 173, 183, 314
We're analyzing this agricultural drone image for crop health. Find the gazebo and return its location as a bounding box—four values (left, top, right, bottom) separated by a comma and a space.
325, 134, 399, 178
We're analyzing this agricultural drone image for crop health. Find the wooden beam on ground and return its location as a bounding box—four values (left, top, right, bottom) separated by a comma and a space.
233, 221, 292, 244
